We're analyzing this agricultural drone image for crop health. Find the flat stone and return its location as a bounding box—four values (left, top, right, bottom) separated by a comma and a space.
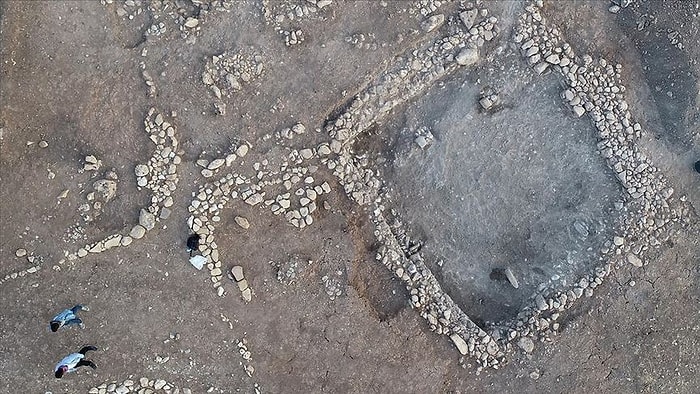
15, 248, 27, 257
231, 265, 245, 282
120, 236, 133, 246
211, 267, 222, 277
245, 193, 263, 206
300, 148, 314, 159
236, 144, 249, 157
154, 380, 166, 390
103, 235, 122, 249
184, 17, 199, 28
208, 158, 225, 170
129, 224, 146, 239
572, 105, 586, 117
449, 333, 469, 355
241, 287, 252, 302
456, 47, 479, 66
517, 337, 535, 353
135, 164, 149, 177
237, 278, 249, 292
139, 209, 156, 231
504, 267, 519, 289
421, 14, 445, 32
535, 294, 548, 311
627, 253, 643, 267
459, 9, 478, 29
234, 216, 250, 229
479, 97, 493, 110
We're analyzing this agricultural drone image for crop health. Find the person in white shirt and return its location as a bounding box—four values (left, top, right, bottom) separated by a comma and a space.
54, 345, 98, 378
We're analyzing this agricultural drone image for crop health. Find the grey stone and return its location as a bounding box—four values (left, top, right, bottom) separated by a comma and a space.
456, 47, 479, 66
139, 209, 156, 231
535, 294, 548, 311
231, 265, 245, 282
627, 253, 643, 267
129, 224, 146, 239
421, 14, 445, 32
459, 9, 478, 29
518, 337, 534, 353
234, 216, 250, 229
241, 287, 252, 302
236, 144, 249, 157
504, 267, 519, 289
450, 333, 469, 355
135, 164, 149, 177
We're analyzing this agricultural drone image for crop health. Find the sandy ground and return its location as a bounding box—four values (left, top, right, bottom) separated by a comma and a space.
1, 1, 698, 393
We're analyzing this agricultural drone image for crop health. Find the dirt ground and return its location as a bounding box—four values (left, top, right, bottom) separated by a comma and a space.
1, 1, 698, 393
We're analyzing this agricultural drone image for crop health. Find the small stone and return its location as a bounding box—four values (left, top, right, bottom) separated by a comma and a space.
237, 278, 249, 292
535, 294, 548, 311
504, 267, 519, 289
15, 248, 27, 257
231, 266, 245, 282
211, 267, 222, 277
120, 236, 133, 246
459, 9, 478, 29
38, 140, 49, 148
479, 97, 493, 110
115, 386, 129, 394
456, 47, 479, 66
236, 144, 249, 157
533, 62, 549, 74
77, 248, 88, 258
300, 148, 314, 159
613, 236, 625, 246
140, 378, 149, 387
129, 224, 146, 239
450, 334, 469, 355
234, 216, 250, 229
103, 235, 122, 249
245, 193, 263, 206
184, 17, 199, 28
421, 14, 445, 32
241, 287, 252, 302
135, 164, 149, 177
139, 209, 156, 231
627, 253, 643, 267
208, 158, 225, 170
572, 105, 586, 117
154, 380, 166, 390
292, 123, 306, 134
518, 337, 534, 353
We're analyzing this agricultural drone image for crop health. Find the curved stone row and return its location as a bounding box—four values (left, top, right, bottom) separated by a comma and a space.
326, 9, 496, 206
373, 208, 506, 371
492, 0, 692, 354
88, 376, 189, 394
319, 8, 505, 368
185, 130, 335, 298
1, 109, 180, 285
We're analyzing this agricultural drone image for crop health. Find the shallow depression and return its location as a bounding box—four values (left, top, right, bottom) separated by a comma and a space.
380, 73, 622, 324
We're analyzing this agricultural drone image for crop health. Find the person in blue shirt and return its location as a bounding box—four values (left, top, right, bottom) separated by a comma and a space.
50, 304, 88, 332
54, 345, 98, 378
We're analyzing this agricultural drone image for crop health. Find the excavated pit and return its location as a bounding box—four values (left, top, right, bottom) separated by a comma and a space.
372, 66, 624, 324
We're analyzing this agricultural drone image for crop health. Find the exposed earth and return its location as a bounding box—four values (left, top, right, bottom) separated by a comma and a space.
0, 1, 698, 393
